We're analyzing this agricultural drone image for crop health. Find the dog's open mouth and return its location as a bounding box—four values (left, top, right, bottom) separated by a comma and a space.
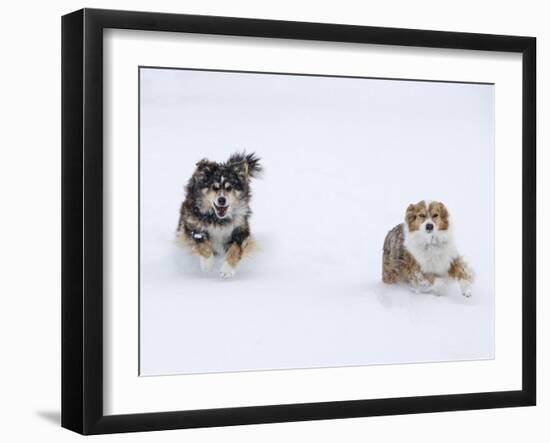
214, 204, 229, 218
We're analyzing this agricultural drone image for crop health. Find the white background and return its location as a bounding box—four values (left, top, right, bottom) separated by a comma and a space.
139, 68, 495, 375
0, 1, 546, 442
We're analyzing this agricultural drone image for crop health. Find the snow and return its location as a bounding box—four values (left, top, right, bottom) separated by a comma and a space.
139, 68, 494, 376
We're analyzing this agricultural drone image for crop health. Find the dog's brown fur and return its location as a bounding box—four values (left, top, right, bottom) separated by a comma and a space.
382, 224, 434, 286
448, 257, 472, 281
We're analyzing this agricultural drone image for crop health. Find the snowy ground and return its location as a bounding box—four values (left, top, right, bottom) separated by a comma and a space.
139, 68, 494, 376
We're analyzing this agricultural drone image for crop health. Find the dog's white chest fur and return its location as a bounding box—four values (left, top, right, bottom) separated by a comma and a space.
404, 230, 457, 276
207, 221, 237, 255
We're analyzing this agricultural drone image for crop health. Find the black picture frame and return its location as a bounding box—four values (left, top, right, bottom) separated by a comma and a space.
62, 8, 536, 435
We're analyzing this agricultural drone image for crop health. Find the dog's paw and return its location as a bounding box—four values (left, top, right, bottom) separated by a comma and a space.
219, 262, 236, 279
199, 255, 215, 273
459, 282, 472, 298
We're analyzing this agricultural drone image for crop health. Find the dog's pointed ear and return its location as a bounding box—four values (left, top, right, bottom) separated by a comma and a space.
195, 158, 213, 170
231, 160, 248, 179
227, 152, 262, 180
193, 158, 214, 184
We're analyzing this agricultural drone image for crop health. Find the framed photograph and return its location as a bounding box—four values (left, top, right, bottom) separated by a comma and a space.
62, 8, 536, 435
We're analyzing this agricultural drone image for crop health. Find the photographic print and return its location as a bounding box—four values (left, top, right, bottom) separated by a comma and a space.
139, 67, 494, 376
62, 10, 536, 433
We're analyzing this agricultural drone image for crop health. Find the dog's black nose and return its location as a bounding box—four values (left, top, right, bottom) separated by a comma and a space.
425, 223, 434, 232
217, 196, 226, 206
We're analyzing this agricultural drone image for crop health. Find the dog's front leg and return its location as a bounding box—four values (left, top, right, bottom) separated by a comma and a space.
199, 252, 215, 273
219, 227, 250, 279
219, 243, 242, 279
191, 231, 215, 273
448, 257, 474, 297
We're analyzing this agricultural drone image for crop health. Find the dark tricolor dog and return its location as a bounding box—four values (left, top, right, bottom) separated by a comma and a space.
176, 152, 262, 278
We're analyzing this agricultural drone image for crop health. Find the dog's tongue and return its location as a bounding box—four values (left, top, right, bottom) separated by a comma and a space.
217, 206, 227, 216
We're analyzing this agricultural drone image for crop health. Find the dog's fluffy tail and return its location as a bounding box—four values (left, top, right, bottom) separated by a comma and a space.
228, 151, 263, 178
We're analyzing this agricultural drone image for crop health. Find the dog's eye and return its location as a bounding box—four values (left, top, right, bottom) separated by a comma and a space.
212, 185, 220, 191
418, 214, 426, 219
225, 185, 233, 191
432, 213, 439, 218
